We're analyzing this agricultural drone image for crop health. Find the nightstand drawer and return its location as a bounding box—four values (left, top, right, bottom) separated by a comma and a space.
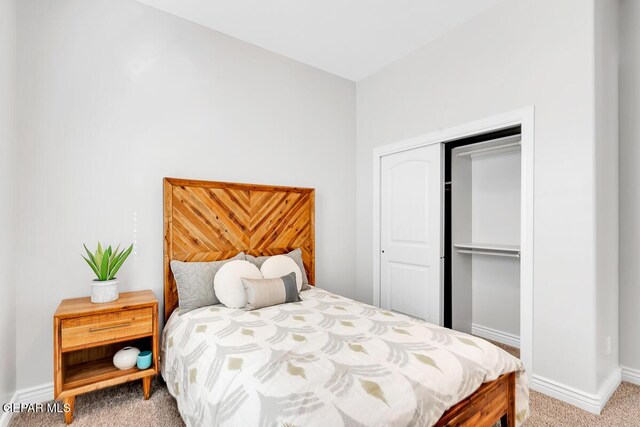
61, 307, 153, 349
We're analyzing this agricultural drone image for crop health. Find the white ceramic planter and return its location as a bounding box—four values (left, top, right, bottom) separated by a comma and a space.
91, 279, 119, 303
113, 346, 140, 370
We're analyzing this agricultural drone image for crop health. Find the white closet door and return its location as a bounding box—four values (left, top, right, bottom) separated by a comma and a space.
380, 144, 442, 324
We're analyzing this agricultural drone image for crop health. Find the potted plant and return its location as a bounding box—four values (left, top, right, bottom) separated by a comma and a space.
82, 242, 134, 303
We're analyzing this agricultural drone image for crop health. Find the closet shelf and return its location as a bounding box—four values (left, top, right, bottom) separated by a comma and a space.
453, 242, 520, 258
456, 142, 521, 158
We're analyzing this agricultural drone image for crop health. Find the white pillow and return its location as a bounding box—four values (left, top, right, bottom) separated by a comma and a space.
214, 260, 262, 308
260, 255, 303, 291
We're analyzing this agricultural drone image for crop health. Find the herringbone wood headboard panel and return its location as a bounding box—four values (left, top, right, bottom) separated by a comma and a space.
163, 178, 315, 321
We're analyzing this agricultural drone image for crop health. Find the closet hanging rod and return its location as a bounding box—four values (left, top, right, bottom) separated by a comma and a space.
456, 141, 521, 158
453, 242, 520, 252
456, 249, 521, 258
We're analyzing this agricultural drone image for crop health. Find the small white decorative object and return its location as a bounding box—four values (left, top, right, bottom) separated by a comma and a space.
261, 256, 303, 291
113, 346, 140, 370
91, 279, 119, 303
214, 260, 262, 308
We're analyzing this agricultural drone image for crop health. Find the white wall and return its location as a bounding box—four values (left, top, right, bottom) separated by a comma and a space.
16, 0, 356, 389
594, 0, 619, 390
357, 0, 602, 395
619, 0, 640, 375
0, 0, 17, 405
471, 151, 521, 337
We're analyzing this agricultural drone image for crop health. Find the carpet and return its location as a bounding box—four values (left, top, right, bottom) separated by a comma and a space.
9, 378, 184, 427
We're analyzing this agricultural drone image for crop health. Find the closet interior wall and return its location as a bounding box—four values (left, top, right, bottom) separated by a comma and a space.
445, 128, 522, 344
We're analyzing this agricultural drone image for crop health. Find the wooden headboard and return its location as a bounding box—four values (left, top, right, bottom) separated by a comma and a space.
163, 178, 315, 321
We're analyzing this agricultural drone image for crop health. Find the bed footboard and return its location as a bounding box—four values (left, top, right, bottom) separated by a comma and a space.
434, 372, 516, 427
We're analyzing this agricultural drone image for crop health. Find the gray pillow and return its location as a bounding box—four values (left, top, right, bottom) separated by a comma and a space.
246, 248, 311, 290
242, 272, 300, 310
170, 252, 246, 315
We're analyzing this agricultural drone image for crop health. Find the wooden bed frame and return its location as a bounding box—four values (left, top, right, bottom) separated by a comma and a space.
162, 177, 516, 427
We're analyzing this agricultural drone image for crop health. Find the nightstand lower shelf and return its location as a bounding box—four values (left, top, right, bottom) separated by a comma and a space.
61, 357, 155, 396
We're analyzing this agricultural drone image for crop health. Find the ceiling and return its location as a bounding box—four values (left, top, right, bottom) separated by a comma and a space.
136, 0, 502, 81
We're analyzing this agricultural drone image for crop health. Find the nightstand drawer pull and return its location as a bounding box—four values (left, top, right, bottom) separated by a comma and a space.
89, 322, 131, 333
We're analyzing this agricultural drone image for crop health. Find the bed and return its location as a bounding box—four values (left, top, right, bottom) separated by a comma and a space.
161, 178, 528, 427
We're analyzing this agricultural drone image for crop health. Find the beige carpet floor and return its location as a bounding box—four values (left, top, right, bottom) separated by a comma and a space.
10, 343, 640, 426
9, 378, 184, 427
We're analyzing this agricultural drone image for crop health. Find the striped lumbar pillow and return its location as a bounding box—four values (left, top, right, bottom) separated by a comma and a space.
241, 272, 300, 310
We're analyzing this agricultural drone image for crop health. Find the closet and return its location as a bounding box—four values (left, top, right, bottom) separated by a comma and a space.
376, 112, 532, 371
444, 126, 522, 347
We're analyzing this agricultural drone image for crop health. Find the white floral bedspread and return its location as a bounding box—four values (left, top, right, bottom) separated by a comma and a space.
161, 287, 528, 426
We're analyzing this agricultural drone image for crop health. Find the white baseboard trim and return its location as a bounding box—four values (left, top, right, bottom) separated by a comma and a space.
531, 368, 621, 415
0, 383, 54, 427
621, 366, 640, 385
15, 382, 54, 405
600, 368, 622, 412
0, 391, 17, 427
471, 323, 520, 349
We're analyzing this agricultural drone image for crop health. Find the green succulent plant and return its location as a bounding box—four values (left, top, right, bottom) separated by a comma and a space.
82, 242, 134, 281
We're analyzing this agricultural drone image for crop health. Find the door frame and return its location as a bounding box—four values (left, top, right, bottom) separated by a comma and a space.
372, 106, 535, 377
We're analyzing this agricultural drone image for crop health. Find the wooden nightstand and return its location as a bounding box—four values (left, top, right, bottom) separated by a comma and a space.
53, 290, 159, 424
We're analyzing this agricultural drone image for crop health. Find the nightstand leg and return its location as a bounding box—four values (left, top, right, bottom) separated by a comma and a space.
63, 396, 75, 424
142, 376, 152, 400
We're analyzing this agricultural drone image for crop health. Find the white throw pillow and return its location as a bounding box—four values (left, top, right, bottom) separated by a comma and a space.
214, 260, 262, 308
260, 255, 303, 291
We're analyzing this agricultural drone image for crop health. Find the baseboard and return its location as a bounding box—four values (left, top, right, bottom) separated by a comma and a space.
0, 382, 54, 427
621, 366, 640, 385
14, 382, 54, 404
471, 323, 520, 348
0, 391, 17, 427
599, 368, 622, 411
531, 368, 621, 415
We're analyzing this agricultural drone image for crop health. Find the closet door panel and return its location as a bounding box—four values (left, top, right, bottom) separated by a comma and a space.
380, 144, 442, 324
